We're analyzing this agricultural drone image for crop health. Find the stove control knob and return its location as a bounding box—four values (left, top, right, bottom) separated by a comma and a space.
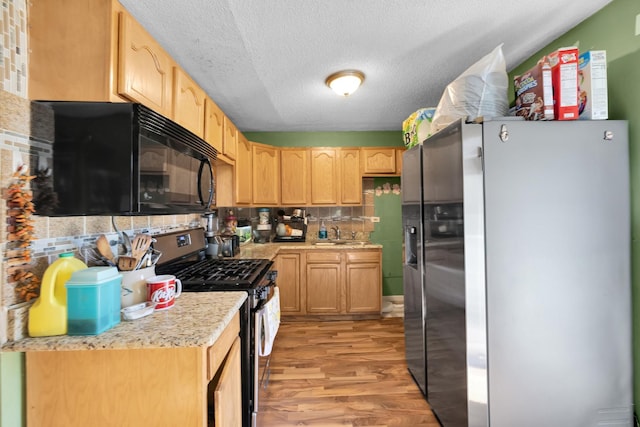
267, 270, 278, 282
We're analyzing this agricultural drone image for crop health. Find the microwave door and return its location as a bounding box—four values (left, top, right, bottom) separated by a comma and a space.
198, 158, 214, 208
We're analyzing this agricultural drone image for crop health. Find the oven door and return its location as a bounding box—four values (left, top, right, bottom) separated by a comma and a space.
253, 283, 279, 424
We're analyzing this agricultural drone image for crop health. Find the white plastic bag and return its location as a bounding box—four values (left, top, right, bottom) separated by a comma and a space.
431, 44, 508, 133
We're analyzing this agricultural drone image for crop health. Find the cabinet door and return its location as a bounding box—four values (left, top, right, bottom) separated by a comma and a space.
361, 148, 397, 175
172, 67, 206, 137
281, 149, 309, 205
345, 262, 381, 313
213, 337, 242, 427
310, 149, 338, 204
275, 252, 303, 314
339, 149, 362, 205
223, 117, 238, 160
118, 12, 173, 118
252, 143, 280, 205
204, 97, 224, 154
306, 263, 341, 313
235, 135, 253, 205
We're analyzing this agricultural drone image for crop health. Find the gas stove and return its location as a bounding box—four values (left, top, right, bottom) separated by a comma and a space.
153, 227, 273, 292
151, 227, 277, 427
157, 258, 273, 292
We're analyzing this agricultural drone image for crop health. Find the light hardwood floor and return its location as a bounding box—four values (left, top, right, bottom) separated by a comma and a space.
256, 317, 440, 426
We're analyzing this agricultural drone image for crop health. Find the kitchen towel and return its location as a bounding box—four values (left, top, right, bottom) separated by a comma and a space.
258, 286, 280, 357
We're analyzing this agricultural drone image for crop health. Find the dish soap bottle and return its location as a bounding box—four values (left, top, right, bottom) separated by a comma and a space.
28, 252, 88, 337
318, 220, 328, 240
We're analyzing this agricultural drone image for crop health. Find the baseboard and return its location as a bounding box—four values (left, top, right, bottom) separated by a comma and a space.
381, 295, 404, 318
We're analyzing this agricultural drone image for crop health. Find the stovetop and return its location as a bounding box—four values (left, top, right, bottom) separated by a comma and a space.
153, 227, 274, 292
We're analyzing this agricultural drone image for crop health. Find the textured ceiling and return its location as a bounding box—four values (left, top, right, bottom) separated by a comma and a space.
118, 0, 611, 132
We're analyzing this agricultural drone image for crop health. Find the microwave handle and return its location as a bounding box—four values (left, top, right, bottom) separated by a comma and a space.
198, 159, 214, 207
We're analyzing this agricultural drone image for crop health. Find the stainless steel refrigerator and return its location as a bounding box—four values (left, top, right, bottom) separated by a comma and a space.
401, 118, 633, 427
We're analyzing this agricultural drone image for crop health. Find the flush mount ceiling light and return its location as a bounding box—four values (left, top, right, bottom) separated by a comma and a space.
325, 70, 365, 97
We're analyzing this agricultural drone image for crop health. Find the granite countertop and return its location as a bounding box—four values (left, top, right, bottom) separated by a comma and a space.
1, 292, 247, 352
237, 241, 382, 260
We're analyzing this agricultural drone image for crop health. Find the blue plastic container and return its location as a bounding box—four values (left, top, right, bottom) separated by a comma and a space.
65, 267, 122, 335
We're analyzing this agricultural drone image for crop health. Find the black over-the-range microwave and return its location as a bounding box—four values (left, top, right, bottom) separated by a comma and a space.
33, 101, 216, 216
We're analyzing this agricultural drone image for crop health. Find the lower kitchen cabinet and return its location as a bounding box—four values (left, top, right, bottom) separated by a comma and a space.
277, 248, 381, 318
306, 251, 342, 314
345, 251, 382, 313
25, 312, 241, 427
274, 251, 304, 314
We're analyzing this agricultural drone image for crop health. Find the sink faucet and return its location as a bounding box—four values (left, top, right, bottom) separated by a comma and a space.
331, 226, 341, 240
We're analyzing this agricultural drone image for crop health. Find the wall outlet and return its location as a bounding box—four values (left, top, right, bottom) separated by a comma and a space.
636, 13, 640, 36
371, 216, 380, 223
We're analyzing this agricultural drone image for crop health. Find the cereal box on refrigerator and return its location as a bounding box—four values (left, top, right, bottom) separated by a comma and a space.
578, 50, 608, 120
547, 47, 579, 120
514, 57, 554, 120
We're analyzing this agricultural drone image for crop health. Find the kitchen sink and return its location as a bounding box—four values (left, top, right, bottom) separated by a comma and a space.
313, 240, 369, 246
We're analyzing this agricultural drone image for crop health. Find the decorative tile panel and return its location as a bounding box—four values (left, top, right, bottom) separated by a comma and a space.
0, 0, 27, 98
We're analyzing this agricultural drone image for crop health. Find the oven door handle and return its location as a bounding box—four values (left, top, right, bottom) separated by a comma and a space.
251, 283, 276, 314
253, 298, 267, 313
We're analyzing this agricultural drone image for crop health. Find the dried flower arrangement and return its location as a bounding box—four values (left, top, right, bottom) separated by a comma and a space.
5, 165, 40, 302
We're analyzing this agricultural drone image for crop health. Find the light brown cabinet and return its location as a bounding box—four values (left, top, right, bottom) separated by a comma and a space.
223, 117, 238, 161
26, 312, 241, 427
29, 0, 129, 103
280, 149, 310, 206
204, 97, 225, 154
252, 143, 280, 205
306, 251, 343, 314
278, 248, 381, 318
345, 251, 382, 313
172, 67, 206, 137
339, 148, 362, 205
118, 11, 175, 118
310, 149, 339, 205
274, 251, 304, 314
361, 147, 400, 175
234, 134, 253, 205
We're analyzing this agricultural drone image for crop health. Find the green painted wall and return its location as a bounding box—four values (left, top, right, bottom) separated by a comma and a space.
371, 177, 403, 295
243, 131, 402, 147
0, 353, 25, 427
508, 0, 640, 411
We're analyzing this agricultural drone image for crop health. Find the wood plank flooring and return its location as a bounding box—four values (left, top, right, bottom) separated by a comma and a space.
256, 317, 440, 426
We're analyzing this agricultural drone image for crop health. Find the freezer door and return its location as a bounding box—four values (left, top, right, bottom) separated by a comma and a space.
422, 121, 468, 427
482, 120, 632, 427
401, 145, 427, 395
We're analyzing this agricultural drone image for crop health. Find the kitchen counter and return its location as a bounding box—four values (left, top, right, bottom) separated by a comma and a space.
1, 291, 247, 352
237, 240, 383, 260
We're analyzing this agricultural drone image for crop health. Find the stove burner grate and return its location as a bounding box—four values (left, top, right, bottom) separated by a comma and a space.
175, 258, 270, 288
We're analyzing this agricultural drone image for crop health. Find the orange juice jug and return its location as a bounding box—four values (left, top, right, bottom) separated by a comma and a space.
28, 252, 87, 337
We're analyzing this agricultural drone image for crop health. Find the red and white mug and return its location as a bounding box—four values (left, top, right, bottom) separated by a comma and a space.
145, 275, 182, 310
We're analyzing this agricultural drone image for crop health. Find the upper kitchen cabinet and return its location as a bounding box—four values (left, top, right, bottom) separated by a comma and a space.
310, 148, 339, 205
280, 148, 310, 206
28, 0, 125, 102
118, 12, 174, 118
234, 134, 253, 205
223, 117, 238, 161
27, 0, 175, 118
252, 142, 280, 206
361, 147, 401, 175
339, 149, 362, 205
204, 96, 225, 155
172, 67, 206, 138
